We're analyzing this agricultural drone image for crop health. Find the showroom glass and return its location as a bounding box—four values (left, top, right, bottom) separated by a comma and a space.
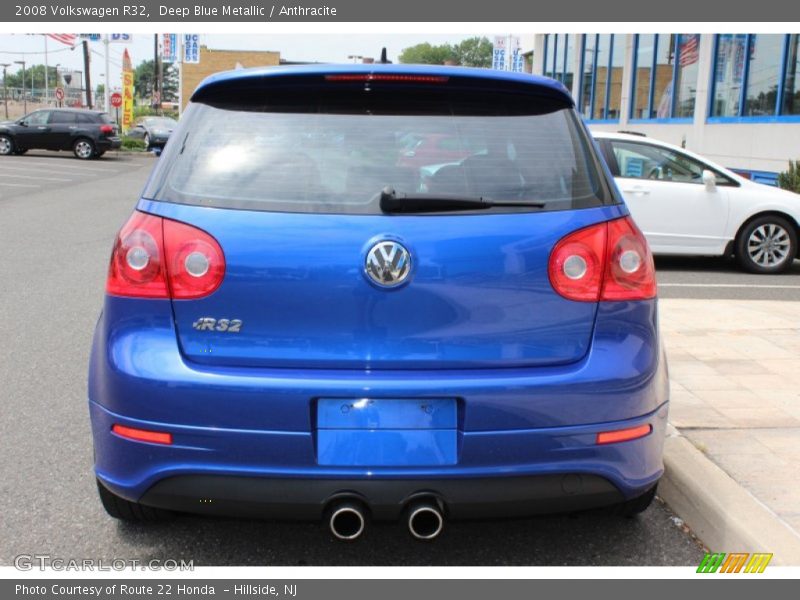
784, 35, 800, 115
631, 34, 699, 120
580, 34, 623, 121
711, 34, 800, 119
674, 34, 700, 118
745, 35, 783, 116
610, 140, 728, 185
710, 34, 747, 117
146, 89, 606, 214
579, 34, 596, 117
632, 34, 655, 119
543, 34, 575, 91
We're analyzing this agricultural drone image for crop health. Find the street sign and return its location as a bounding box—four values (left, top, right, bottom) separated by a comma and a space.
110, 92, 122, 108
54, 87, 65, 101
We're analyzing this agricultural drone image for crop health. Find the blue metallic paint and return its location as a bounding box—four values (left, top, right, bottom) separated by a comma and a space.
88, 65, 668, 518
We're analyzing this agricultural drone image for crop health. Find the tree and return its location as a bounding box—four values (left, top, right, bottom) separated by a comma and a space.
133, 59, 178, 102
398, 42, 456, 66
4, 65, 61, 90
777, 160, 800, 194
398, 37, 493, 68
453, 37, 493, 68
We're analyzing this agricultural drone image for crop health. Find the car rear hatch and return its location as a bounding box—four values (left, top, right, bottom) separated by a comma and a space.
141, 67, 618, 370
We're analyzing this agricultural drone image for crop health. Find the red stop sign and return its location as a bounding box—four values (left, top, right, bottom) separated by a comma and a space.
111, 92, 122, 108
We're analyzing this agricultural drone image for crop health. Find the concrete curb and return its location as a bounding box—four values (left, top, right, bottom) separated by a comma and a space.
659, 425, 800, 566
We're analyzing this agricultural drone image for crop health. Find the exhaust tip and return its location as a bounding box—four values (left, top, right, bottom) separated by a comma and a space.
407, 503, 444, 541
328, 504, 366, 541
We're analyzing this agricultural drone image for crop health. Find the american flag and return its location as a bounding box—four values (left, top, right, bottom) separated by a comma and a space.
47, 34, 77, 47
678, 34, 699, 66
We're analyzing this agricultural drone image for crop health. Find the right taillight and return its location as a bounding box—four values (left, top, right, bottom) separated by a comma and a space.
549, 216, 656, 302
106, 211, 225, 299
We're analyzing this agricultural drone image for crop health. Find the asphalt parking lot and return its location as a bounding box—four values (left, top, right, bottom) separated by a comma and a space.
3, 149, 797, 566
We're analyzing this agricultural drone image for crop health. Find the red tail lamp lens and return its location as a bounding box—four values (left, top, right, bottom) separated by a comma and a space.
106, 212, 169, 298
106, 211, 225, 299
548, 221, 607, 302
596, 424, 652, 445
324, 74, 449, 83
602, 218, 657, 301
163, 219, 225, 299
549, 217, 657, 302
112, 424, 173, 445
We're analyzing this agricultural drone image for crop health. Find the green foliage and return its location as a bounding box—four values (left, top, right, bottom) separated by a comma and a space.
452, 37, 494, 68
121, 137, 147, 151
776, 160, 800, 194
133, 59, 179, 102
3, 65, 61, 89
132, 105, 179, 120
398, 42, 455, 66
398, 37, 493, 68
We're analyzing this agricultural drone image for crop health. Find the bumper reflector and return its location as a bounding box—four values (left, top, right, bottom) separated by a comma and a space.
596, 424, 652, 445
112, 424, 173, 445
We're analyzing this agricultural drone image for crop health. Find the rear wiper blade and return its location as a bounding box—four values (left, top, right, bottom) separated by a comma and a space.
379, 187, 545, 214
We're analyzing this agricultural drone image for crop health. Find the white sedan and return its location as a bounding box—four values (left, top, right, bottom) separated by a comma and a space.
593, 132, 800, 273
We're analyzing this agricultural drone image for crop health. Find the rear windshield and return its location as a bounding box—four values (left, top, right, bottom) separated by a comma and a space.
145, 83, 612, 214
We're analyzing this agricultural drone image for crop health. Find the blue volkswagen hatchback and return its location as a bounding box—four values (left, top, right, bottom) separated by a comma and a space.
89, 64, 668, 540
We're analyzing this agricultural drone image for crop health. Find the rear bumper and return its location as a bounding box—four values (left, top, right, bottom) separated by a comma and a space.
89, 296, 669, 518
131, 473, 627, 521
98, 137, 121, 150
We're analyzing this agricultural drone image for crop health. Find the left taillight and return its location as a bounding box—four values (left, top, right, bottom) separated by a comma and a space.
106, 211, 225, 299
100, 124, 114, 134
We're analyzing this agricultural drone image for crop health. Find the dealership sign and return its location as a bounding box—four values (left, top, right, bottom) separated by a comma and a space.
162, 33, 177, 63
184, 34, 200, 63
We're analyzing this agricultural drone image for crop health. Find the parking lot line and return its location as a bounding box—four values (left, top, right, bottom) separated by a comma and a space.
660, 283, 800, 289
0, 181, 40, 187
0, 163, 116, 176
0, 159, 120, 174
0, 172, 73, 182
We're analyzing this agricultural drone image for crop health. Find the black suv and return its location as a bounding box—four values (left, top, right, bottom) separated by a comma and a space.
0, 108, 121, 159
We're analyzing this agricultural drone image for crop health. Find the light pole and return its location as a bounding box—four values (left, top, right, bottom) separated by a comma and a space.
14, 60, 26, 114
54, 64, 61, 107
0, 63, 9, 119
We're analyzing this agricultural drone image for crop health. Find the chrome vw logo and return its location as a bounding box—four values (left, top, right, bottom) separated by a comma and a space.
365, 241, 412, 287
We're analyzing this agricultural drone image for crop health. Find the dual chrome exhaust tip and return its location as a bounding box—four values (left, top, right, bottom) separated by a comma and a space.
326, 497, 444, 542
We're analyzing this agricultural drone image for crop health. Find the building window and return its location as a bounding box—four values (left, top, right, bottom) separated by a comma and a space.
579, 34, 623, 121
631, 34, 700, 120
632, 34, 655, 119
784, 35, 800, 115
543, 34, 576, 91
711, 34, 747, 117
711, 34, 800, 120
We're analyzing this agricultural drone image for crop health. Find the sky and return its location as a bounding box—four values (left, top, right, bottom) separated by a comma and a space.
0, 33, 487, 92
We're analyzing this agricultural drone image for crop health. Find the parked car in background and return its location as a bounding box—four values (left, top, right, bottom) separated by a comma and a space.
594, 132, 800, 273
125, 116, 178, 150
90, 65, 668, 540
0, 108, 121, 159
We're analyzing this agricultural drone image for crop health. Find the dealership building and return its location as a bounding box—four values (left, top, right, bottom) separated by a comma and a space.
528, 33, 800, 184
